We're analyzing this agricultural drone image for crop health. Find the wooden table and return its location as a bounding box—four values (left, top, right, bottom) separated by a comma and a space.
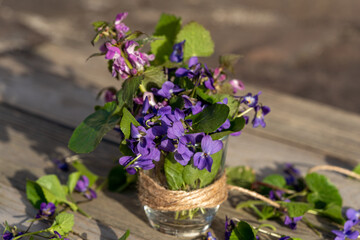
1, 44, 360, 240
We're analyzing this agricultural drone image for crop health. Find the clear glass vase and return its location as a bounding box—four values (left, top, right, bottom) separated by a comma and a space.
142, 136, 229, 237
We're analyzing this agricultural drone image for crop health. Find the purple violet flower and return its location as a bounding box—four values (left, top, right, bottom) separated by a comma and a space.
193, 135, 223, 172
36, 202, 56, 219
182, 95, 203, 115
114, 12, 129, 39
202, 64, 215, 90
225, 216, 236, 240
75, 175, 97, 200
229, 79, 245, 94
284, 216, 302, 230
167, 121, 185, 140
119, 146, 161, 174
52, 158, 69, 172
242, 92, 261, 108
154, 81, 183, 99
284, 163, 301, 187
346, 208, 360, 226
269, 190, 285, 201
170, 41, 185, 63
3, 231, 23, 240
213, 67, 226, 82
50, 231, 69, 240
206, 232, 216, 240
332, 221, 359, 240
252, 105, 271, 128
279, 237, 291, 240
175, 57, 201, 79
217, 119, 231, 132
104, 89, 116, 102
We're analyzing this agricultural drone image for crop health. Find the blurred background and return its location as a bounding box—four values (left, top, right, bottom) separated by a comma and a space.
1, 0, 360, 126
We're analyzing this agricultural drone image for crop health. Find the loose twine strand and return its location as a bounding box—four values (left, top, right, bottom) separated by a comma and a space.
138, 165, 360, 211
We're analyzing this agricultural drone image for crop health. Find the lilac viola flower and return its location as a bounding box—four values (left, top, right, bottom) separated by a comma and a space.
229, 79, 245, 94
50, 231, 69, 240
175, 57, 201, 79
202, 64, 216, 90
206, 232, 216, 240
284, 216, 302, 230
279, 237, 291, 240
332, 221, 359, 240
130, 123, 156, 152
114, 12, 129, 39
36, 202, 56, 219
252, 105, 271, 128
269, 190, 285, 201
52, 158, 69, 172
119, 147, 161, 174
75, 175, 97, 200
225, 216, 236, 240
182, 95, 203, 115
3, 231, 23, 240
346, 208, 360, 225
170, 40, 185, 63
105, 43, 121, 60
242, 92, 261, 108
104, 89, 116, 102
193, 135, 223, 172
154, 81, 183, 99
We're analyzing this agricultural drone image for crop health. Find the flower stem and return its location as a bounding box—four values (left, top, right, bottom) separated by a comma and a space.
237, 107, 254, 118
12, 230, 48, 240
301, 216, 322, 237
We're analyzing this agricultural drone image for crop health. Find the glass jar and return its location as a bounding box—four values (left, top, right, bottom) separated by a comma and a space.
142, 136, 229, 237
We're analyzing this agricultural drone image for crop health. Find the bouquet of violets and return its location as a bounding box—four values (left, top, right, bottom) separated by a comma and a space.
68, 11, 270, 236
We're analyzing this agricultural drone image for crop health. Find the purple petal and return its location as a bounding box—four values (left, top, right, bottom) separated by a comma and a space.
119, 156, 133, 166
189, 57, 198, 68
167, 121, 184, 139
175, 68, 189, 77
205, 155, 213, 172
159, 139, 175, 152
347, 231, 359, 239
346, 209, 358, 221
193, 152, 205, 170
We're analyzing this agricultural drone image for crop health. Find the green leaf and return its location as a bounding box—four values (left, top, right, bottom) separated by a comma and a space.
169, 95, 184, 110
260, 206, 277, 220
210, 117, 245, 140
226, 166, 255, 189
68, 101, 121, 153
229, 221, 256, 240
72, 160, 99, 187
26, 180, 47, 209
92, 21, 107, 30
67, 171, 81, 194
153, 13, 181, 41
120, 107, 141, 140
50, 212, 74, 236
122, 75, 143, 109
183, 149, 223, 188
187, 104, 229, 133
195, 88, 216, 103
142, 67, 167, 90
119, 230, 130, 240
281, 202, 313, 218
353, 164, 360, 175
262, 174, 286, 188
317, 203, 345, 224
37, 175, 67, 200
150, 36, 173, 65
176, 22, 214, 59
164, 153, 185, 190
219, 54, 242, 73
305, 173, 342, 208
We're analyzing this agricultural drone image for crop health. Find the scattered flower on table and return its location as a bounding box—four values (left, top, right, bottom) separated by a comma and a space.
75, 175, 97, 200
225, 216, 236, 240
206, 232, 216, 240
346, 208, 360, 226
50, 231, 69, 240
284, 216, 302, 230
36, 202, 56, 219
332, 220, 359, 240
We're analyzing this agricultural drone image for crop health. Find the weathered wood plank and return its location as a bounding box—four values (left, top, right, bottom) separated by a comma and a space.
1, 103, 360, 239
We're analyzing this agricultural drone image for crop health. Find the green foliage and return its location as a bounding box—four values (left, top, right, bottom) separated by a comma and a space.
26, 180, 47, 209
176, 22, 214, 60
121, 75, 143, 109
353, 164, 360, 175
50, 212, 74, 236
210, 117, 245, 140
229, 221, 256, 240
118, 230, 130, 240
305, 173, 342, 208
187, 104, 229, 133
67, 171, 81, 194
36, 175, 77, 211
164, 150, 223, 190
262, 174, 286, 188
68, 101, 121, 153
317, 203, 345, 224
169, 95, 185, 110
72, 160, 99, 187
107, 166, 137, 192
281, 202, 313, 218
151, 14, 182, 64
120, 107, 141, 140
142, 67, 167, 90
226, 166, 256, 189
92, 21, 107, 30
